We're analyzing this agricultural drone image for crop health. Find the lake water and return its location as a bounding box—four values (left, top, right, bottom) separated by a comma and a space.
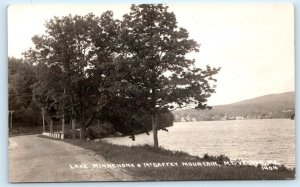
103, 119, 295, 168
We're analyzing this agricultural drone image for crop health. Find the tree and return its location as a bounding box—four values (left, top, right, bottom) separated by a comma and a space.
98, 94, 174, 136
118, 4, 220, 147
8, 57, 40, 127
8, 57, 36, 111
31, 62, 64, 130
25, 12, 121, 139
22, 4, 220, 142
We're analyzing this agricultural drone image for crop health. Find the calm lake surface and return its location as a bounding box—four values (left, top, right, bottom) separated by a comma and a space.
103, 119, 295, 168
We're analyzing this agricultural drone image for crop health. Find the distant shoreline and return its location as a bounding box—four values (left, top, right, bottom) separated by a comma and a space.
174, 117, 294, 123
173, 91, 295, 122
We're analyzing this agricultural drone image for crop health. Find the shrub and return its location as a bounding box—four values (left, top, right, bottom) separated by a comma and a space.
85, 122, 116, 139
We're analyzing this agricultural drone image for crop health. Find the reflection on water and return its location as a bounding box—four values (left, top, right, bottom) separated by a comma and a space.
103, 119, 295, 168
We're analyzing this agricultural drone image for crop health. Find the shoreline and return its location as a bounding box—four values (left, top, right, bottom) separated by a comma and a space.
61, 137, 295, 180
102, 119, 295, 169
102, 137, 296, 170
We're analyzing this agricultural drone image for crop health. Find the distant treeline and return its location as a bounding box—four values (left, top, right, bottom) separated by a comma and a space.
173, 92, 295, 122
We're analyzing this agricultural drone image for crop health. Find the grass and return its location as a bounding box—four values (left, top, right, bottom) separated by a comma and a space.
61, 138, 295, 180
9, 123, 67, 137
9, 126, 43, 137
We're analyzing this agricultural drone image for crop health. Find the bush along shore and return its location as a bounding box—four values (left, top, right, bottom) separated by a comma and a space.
60, 138, 295, 180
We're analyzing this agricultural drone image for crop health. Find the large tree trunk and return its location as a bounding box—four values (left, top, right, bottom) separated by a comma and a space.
72, 119, 76, 139
80, 112, 95, 140
50, 119, 53, 133
80, 126, 86, 140
151, 113, 159, 147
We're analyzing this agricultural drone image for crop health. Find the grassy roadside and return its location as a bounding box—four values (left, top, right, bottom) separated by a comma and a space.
9, 126, 43, 137
62, 138, 295, 180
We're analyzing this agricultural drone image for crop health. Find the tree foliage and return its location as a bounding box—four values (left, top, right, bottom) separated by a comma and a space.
116, 4, 220, 146
8, 57, 40, 126
9, 57, 36, 111
14, 4, 219, 144
24, 12, 120, 138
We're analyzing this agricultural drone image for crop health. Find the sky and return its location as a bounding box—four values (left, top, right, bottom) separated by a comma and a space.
7, 3, 295, 106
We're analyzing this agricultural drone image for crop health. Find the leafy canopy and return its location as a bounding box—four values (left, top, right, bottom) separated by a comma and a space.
116, 4, 220, 113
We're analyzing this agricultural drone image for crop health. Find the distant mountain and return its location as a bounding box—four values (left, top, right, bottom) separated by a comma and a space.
173, 91, 295, 122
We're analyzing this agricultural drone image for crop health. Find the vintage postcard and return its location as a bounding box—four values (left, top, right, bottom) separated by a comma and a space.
8, 3, 295, 182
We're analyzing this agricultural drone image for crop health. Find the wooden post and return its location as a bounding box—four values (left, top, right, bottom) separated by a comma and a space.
10, 112, 12, 129
9, 110, 15, 130
42, 108, 45, 132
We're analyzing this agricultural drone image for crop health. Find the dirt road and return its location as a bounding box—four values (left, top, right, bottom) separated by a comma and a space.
9, 135, 137, 182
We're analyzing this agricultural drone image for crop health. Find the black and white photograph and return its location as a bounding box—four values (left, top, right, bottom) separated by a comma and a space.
8, 3, 295, 182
